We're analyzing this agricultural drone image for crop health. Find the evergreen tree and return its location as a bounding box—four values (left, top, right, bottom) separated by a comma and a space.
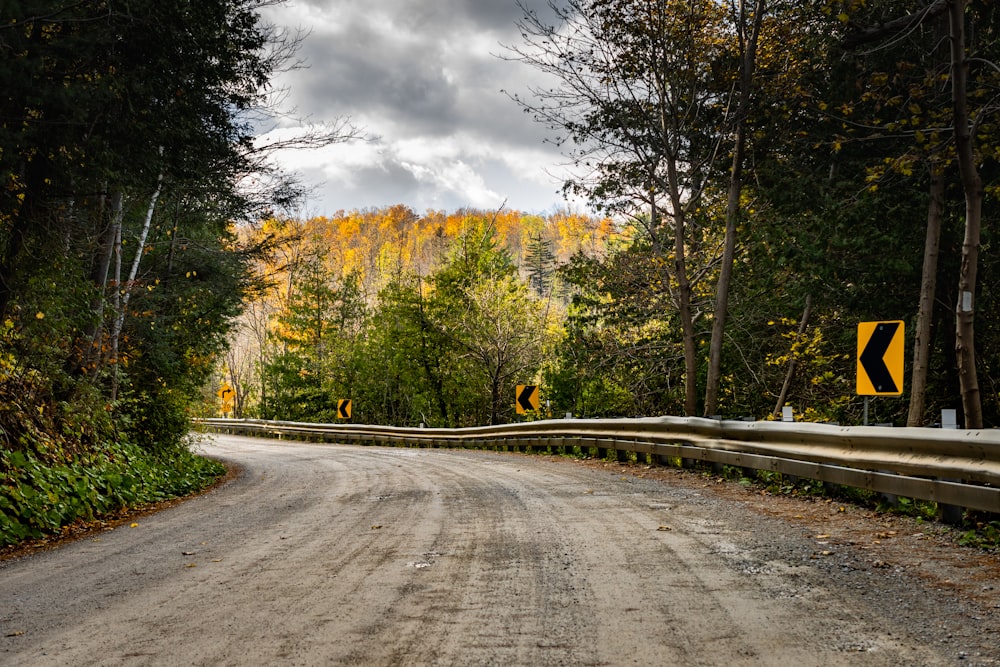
523, 233, 556, 296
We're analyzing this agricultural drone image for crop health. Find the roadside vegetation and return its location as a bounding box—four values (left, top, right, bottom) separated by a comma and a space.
0, 2, 354, 546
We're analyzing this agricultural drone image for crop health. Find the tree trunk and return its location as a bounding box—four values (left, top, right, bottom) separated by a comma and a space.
665, 158, 699, 417
704, 0, 764, 418
80, 190, 123, 377
773, 294, 812, 417
907, 165, 944, 426
948, 0, 983, 428
111, 162, 165, 401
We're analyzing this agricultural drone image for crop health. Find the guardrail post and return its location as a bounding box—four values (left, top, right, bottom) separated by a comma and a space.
937, 410, 964, 525
616, 445, 629, 463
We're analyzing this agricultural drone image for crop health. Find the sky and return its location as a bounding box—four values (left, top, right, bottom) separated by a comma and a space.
255, 0, 579, 217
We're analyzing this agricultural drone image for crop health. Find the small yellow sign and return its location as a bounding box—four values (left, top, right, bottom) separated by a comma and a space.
218, 383, 235, 412
337, 399, 352, 420
857, 321, 905, 396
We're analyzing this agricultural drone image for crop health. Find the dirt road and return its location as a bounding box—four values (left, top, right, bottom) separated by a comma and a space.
2, 434, 997, 665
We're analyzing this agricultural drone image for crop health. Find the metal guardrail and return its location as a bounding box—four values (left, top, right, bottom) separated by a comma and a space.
195, 417, 1000, 514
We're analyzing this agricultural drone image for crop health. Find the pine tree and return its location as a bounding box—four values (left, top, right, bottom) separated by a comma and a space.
523, 234, 556, 296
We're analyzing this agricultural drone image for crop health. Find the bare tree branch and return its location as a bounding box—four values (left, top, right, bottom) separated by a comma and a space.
841, 0, 947, 50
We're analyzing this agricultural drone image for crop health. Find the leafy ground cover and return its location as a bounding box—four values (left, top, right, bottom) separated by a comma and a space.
0, 439, 224, 548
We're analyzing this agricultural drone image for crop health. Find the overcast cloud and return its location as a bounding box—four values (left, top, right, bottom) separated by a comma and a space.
256, 0, 575, 216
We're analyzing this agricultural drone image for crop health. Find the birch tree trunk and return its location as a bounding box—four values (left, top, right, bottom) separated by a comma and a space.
110, 161, 165, 401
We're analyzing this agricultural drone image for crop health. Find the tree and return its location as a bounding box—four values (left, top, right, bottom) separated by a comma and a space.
448, 275, 552, 424
839, 0, 1000, 427
947, 0, 985, 428
0, 0, 361, 453
509, 0, 736, 415
703, 0, 767, 417
523, 233, 556, 296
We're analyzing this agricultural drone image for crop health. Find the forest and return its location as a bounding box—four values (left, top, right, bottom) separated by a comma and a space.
1, 0, 999, 543
224, 0, 1000, 430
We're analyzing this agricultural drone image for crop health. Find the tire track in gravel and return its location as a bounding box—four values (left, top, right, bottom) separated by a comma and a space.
0, 435, 982, 666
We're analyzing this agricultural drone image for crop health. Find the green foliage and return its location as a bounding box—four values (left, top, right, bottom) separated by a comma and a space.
957, 517, 1000, 550
878, 495, 939, 523
0, 441, 223, 547
523, 233, 556, 296
0, 0, 292, 548
250, 215, 555, 427
546, 242, 690, 417
259, 265, 367, 422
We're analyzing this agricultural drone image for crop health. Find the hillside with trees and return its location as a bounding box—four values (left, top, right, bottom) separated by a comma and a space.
220, 206, 615, 426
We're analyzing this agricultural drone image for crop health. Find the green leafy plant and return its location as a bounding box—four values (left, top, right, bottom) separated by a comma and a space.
1, 442, 223, 547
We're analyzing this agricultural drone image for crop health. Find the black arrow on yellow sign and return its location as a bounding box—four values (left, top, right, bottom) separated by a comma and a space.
857, 321, 904, 396
337, 399, 352, 420
516, 385, 539, 414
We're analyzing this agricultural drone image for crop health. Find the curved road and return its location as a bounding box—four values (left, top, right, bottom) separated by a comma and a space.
0, 435, 977, 665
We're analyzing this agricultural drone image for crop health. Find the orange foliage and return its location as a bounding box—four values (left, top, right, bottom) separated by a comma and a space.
246, 206, 618, 306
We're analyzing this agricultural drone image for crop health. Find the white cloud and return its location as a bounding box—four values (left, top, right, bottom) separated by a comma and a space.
256, 0, 580, 215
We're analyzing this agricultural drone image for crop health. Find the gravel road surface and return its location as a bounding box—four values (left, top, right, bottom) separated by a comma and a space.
2, 434, 998, 665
